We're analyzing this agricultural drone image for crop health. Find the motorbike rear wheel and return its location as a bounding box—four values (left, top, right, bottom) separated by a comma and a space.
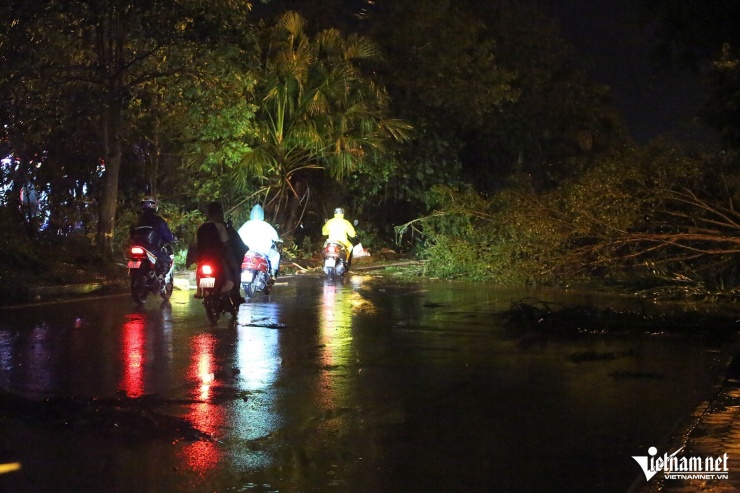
243, 270, 256, 298
243, 281, 254, 299
131, 273, 148, 304
203, 293, 220, 325
160, 279, 174, 300
226, 293, 239, 318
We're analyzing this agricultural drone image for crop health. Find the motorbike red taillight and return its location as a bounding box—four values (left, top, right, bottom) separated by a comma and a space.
130, 246, 145, 256
327, 245, 337, 253
200, 264, 214, 276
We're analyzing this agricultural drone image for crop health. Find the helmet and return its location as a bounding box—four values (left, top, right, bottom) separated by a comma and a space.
334, 207, 345, 217
141, 196, 157, 212
250, 204, 265, 221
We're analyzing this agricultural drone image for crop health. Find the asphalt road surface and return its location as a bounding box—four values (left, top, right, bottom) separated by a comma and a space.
0, 274, 730, 492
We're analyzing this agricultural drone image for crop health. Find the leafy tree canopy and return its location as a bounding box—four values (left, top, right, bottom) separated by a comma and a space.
230, 10, 410, 235
0, 0, 260, 250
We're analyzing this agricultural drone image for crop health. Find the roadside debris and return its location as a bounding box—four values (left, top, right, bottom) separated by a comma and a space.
500, 300, 740, 341
0, 391, 212, 442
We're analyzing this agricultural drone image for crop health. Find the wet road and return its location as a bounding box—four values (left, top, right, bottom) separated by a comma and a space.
0, 274, 731, 492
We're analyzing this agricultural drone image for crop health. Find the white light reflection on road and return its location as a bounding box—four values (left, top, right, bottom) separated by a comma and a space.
228, 300, 284, 467
236, 302, 281, 391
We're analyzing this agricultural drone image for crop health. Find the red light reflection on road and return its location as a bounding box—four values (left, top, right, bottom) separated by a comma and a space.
179, 332, 224, 474
119, 313, 146, 398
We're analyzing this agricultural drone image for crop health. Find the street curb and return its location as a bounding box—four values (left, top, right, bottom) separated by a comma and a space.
26, 282, 105, 299
0, 281, 126, 308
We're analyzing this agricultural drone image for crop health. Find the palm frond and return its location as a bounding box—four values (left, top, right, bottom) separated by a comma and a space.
234, 146, 276, 186
344, 34, 383, 60
278, 11, 305, 38
246, 11, 411, 226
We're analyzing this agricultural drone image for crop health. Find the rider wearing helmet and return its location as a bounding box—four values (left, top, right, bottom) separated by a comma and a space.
237, 204, 281, 277
130, 196, 175, 273
322, 207, 356, 265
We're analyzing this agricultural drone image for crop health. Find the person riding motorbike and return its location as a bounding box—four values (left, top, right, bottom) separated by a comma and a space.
129, 196, 175, 276
193, 202, 240, 300
237, 204, 281, 278
322, 207, 356, 268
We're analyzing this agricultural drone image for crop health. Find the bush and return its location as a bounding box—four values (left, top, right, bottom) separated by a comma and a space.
402, 144, 740, 298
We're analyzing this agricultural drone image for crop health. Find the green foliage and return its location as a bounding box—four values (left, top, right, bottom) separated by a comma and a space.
173, 248, 189, 272
0, 203, 122, 298
479, 0, 630, 185
1, 0, 728, 279
0, 0, 261, 251
396, 185, 546, 283
114, 200, 203, 263
364, 0, 518, 198
227, 11, 410, 235
0, 206, 42, 272
404, 144, 740, 296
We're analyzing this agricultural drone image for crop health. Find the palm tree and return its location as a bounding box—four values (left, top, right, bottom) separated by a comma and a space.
235, 11, 410, 233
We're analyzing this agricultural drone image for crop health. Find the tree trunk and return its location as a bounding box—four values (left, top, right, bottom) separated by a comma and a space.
97, 100, 123, 254
284, 180, 308, 236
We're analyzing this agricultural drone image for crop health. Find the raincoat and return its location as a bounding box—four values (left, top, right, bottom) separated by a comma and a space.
237, 204, 281, 275
322, 210, 356, 252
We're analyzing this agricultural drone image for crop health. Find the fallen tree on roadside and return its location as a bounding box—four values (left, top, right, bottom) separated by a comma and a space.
397, 144, 740, 300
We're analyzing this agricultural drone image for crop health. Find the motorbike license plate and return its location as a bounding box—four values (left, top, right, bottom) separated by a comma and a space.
241, 272, 253, 282
325, 258, 335, 268
199, 277, 215, 289
127, 260, 141, 269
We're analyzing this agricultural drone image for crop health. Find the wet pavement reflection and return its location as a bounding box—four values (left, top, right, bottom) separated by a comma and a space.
0, 275, 732, 492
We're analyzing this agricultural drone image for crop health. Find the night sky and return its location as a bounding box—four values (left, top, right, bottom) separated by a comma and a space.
540, 0, 706, 144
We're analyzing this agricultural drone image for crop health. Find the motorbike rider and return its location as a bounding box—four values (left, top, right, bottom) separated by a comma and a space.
193, 201, 240, 300
322, 207, 356, 267
237, 204, 281, 278
129, 196, 175, 277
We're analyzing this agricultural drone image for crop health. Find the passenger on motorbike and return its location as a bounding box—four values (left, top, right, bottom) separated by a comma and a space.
129, 196, 175, 276
194, 202, 239, 299
322, 207, 356, 267
237, 204, 281, 277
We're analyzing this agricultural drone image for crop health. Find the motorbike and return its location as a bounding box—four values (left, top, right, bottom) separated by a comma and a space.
322, 240, 350, 278
240, 240, 281, 298
127, 242, 174, 304
240, 250, 274, 298
196, 259, 240, 325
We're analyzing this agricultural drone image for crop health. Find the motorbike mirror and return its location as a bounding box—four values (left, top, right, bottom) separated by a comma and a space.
353, 219, 358, 226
